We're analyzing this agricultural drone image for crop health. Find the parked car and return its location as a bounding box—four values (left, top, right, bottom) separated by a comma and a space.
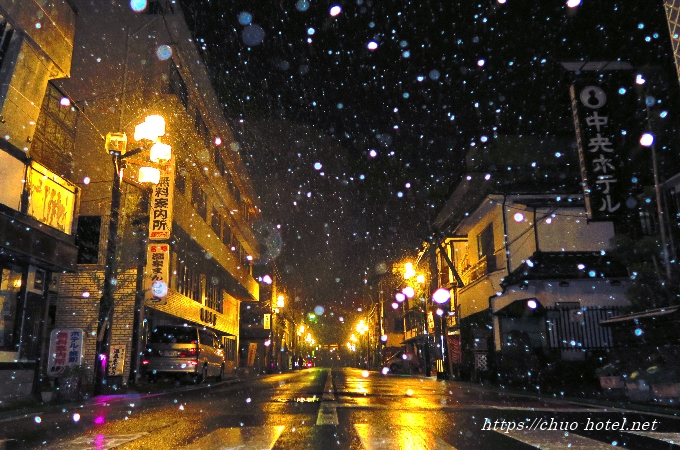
383, 350, 419, 374
143, 325, 225, 382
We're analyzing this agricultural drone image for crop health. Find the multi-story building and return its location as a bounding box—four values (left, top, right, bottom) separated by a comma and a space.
0, 1, 77, 402
47, 1, 261, 387
432, 136, 630, 382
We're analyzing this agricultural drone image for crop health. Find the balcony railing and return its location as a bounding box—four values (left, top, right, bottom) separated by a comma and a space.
461, 256, 487, 285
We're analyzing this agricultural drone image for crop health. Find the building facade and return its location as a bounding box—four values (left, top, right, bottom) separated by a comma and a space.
0, 0, 77, 402
432, 136, 631, 383
46, 1, 260, 387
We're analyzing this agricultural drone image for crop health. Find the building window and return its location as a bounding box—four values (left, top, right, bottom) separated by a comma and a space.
224, 337, 236, 361
168, 65, 188, 110
194, 109, 210, 149
393, 317, 405, 333
477, 223, 496, 272
175, 160, 186, 194
0, 18, 14, 73
0, 264, 22, 352
222, 222, 231, 247
176, 259, 201, 302
191, 181, 207, 220
75, 216, 101, 264
214, 148, 226, 176
31, 83, 77, 178
639, 210, 654, 235
211, 207, 221, 236
199, 274, 206, 305
206, 279, 222, 312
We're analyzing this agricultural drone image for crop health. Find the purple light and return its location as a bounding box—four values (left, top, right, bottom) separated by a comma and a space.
432, 288, 451, 304
94, 416, 105, 425
640, 133, 654, 147
527, 300, 538, 309
395, 292, 406, 302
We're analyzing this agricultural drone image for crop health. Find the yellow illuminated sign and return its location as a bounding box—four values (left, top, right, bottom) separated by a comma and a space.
27, 161, 76, 234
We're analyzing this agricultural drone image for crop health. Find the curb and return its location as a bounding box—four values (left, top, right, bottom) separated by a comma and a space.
451, 380, 680, 417
0, 376, 247, 423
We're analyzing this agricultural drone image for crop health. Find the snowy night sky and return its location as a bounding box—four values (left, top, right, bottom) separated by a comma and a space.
175, 0, 678, 331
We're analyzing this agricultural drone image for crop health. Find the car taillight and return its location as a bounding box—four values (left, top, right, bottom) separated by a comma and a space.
142, 359, 149, 365
189, 360, 199, 366
179, 348, 197, 358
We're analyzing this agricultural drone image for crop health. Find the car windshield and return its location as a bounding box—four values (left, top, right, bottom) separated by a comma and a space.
149, 327, 197, 344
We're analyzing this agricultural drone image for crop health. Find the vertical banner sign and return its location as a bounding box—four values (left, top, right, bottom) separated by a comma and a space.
247, 342, 258, 366
47, 328, 83, 377
145, 243, 170, 305
148, 164, 174, 240
570, 81, 625, 221
263, 313, 271, 330
447, 334, 461, 365
108, 345, 126, 376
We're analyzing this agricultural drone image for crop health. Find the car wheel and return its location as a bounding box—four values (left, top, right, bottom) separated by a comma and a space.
390, 364, 399, 374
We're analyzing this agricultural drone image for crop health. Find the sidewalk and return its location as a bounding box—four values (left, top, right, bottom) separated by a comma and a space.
0, 372, 249, 423
400, 369, 680, 417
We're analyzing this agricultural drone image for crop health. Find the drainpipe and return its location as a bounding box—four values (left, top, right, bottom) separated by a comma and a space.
502, 195, 511, 274
533, 206, 540, 253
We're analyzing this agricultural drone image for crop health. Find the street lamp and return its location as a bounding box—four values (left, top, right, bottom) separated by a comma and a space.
356, 320, 369, 368
94, 115, 170, 395
431, 288, 451, 380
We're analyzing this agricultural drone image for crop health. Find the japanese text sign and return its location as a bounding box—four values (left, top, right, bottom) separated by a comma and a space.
47, 328, 83, 377
148, 165, 174, 240
145, 243, 170, 305
570, 80, 625, 221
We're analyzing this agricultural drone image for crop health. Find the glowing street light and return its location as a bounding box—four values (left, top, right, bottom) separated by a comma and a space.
96, 114, 171, 395
404, 262, 416, 279
432, 288, 451, 304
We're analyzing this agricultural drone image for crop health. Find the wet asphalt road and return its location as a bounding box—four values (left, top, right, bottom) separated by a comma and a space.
1, 367, 680, 449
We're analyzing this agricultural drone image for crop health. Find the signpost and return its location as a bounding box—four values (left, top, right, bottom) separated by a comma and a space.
47, 328, 83, 377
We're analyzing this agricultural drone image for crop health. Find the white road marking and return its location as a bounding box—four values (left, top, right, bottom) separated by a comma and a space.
322, 370, 336, 401
316, 401, 339, 425
625, 431, 680, 444
48, 433, 148, 450
354, 424, 457, 450
316, 369, 339, 425
331, 402, 601, 413
493, 429, 614, 449
183, 426, 285, 450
